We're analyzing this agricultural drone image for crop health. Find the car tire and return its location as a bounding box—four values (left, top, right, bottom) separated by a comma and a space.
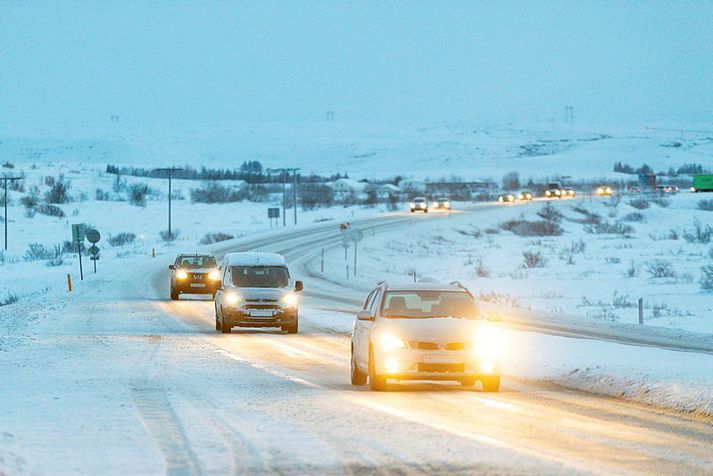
220, 312, 231, 334
282, 313, 299, 334
481, 375, 501, 392
170, 287, 179, 300
368, 347, 386, 391
350, 345, 367, 386
214, 305, 220, 331
424, 209, 429, 213
460, 376, 477, 387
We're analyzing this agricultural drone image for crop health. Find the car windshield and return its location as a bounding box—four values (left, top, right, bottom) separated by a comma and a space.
179, 256, 217, 268
381, 291, 480, 319
231, 266, 289, 288
414, 198, 426, 202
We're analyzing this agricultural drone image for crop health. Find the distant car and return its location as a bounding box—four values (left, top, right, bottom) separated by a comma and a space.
563, 187, 576, 198
350, 281, 502, 391
628, 186, 641, 193
595, 186, 613, 196
498, 193, 515, 203
410, 197, 429, 213
544, 182, 563, 198
660, 185, 679, 194
214, 252, 303, 334
432, 197, 451, 210
656, 185, 672, 194
169, 253, 220, 300
518, 190, 533, 201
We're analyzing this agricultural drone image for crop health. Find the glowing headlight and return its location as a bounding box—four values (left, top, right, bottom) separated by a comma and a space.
379, 332, 406, 350
224, 292, 241, 306
444, 201, 450, 207
208, 269, 220, 280
282, 292, 298, 308
176, 270, 188, 280
473, 325, 503, 359
433, 202, 438, 207
691, 187, 696, 192
410, 202, 415, 208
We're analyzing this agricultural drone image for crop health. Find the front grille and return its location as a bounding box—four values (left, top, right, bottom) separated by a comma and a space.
418, 363, 465, 373
244, 304, 280, 310
410, 341, 468, 351
189, 273, 205, 281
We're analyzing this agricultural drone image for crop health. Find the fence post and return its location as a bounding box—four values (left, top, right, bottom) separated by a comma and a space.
152, 247, 156, 258
346, 264, 349, 280
638, 297, 644, 325
67, 273, 72, 292
321, 248, 324, 273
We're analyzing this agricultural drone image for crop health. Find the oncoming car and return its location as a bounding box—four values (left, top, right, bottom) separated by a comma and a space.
350, 281, 502, 392
595, 185, 613, 196
544, 182, 563, 198
497, 193, 515, 203
214, 252, 303, 334
169, 254, 220, 300
518, 190, 533, 201
410, 197, 429, 213
563, 187, 576, 198
432, 197, 451, 210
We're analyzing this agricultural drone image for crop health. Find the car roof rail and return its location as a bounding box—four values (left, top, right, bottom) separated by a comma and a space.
377, 280, 388, 289
449, 280, 468, 290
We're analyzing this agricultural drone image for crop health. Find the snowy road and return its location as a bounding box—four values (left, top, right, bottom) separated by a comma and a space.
2, 210, 713, 474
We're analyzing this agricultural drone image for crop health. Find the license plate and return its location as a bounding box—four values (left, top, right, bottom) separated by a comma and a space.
423, 354, 461, 364
250, 309, 274, 317
190, 283, 206, 288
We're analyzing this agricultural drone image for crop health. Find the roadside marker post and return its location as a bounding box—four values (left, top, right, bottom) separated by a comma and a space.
321, 248, 324, 273
67, 273, 72, 292
638, 298, 644, 325
152, 248, 156, 258
86, 229, 101, 274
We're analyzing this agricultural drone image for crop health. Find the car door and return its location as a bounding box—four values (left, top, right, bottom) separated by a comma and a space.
353, 289, 377, 369
215, 263, 230, 312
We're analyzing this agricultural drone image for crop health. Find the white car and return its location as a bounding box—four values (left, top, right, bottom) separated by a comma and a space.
214, 252, 303, 334
350, 281, 502, 391
409, 197, 429, 213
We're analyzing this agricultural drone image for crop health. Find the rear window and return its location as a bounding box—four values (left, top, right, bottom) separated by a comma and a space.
179, 256, 216, 268
231, 266, 289, 288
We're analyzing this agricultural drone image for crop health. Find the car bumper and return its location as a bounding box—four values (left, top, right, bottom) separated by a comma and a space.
374, 349, 499, 380
222, 308, 297, 327
174, 282, 219, 294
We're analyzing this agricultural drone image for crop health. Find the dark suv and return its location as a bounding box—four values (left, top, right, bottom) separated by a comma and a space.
169, 254, 220, 300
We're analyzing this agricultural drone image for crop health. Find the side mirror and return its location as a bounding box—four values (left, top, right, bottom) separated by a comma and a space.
294, 280, 304, 292
168, 265, 175, 270
357, 310, 374, 321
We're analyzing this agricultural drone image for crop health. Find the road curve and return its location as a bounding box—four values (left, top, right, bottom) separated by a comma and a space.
147, 210, 713, 474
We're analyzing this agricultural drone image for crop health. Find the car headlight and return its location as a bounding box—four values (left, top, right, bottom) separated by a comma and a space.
410, 203, 415, 208
208, 269, 220, 280
444, 201, 450, 207
224, 292, 241, 306
379, 332, 407, 350
473, 325, 503, 359
432, 202, 438, 207
176, 270, 188, 280
282, 292, 298, 308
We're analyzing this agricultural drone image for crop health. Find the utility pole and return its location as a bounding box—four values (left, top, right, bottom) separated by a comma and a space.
268, 167, 300, 226
154, 167, 183, 240
2, 175, 22, 251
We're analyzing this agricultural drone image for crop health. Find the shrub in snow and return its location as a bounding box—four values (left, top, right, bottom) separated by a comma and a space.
20, 186, 40, 211
190, 182, 245, 203
536, 203, 563, 223
697, 199, 713, 212
628, 198, 650, 210
477, 292, 521, 308
522, 250, 547, 268
701, 264, 713, 292
456, 227, 482, 239
484, 227, 500, 234
626, 260, 640, 278
571, 206, 602, 224
9, 173, 25, 192
682, 219, 713, 244
1, 161, 14, 169
108, 232, 137, 247
611, 291, 633, 308
95, 188, 111, 201
199, 232, 234, 245
622, 212, 644, 222
299, 183, 335, 209
24, 243, 62, 261
650, 197, 671, 208
567, 239, 586, 254
474, 258, 491, 278
113, 174, 128, 193
44, 175, 71, 204
160, 229, 180, 242
500, 218, 563, 237
62, 240, 85, 254
245, 184, 270, 202
36, 204, 65, 218
128, 183, 151, 207
47, 256, 66, 267
584, 221, 634, 235
501, 171, 520, 191
645, 259, 676, 279
605, 256, 621, 264
0, 293, 19, 306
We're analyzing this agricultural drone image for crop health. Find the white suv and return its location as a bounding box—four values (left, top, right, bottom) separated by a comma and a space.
350, 282, 502, 391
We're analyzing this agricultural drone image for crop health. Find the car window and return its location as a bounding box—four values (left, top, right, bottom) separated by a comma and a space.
369, 290, 382, 315
231, 266, 289, 288
179, 256, 217, 268
363, 289, 376, 310
380, 291, 480, 319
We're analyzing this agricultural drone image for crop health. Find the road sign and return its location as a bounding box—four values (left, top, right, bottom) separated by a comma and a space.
268, 207, 280, 219
71, 223, 86, 242
86, 229, 101, 244
349, 228, 364, 243
88, 244, 100, 256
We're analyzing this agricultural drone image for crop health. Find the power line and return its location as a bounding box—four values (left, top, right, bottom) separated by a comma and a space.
2, 175, 22, 251
154, 167, 183, 240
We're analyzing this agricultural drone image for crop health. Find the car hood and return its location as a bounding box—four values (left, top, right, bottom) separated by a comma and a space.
375, 317, 486, 342
228, 287, 290, 300
182, 267, 215, 273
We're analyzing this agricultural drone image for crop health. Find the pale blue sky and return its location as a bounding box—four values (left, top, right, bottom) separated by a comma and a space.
1, 1, 712, 125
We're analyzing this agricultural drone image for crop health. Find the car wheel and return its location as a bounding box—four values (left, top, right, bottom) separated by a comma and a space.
350, 344, 367, 386
170, 287, 179, 300
460, 376, 477, 387
220, 312, 231, 334
368, 347, 386, 391
214, 305, 220, 331
282, 313, 299, 334
481, 375, 501, 392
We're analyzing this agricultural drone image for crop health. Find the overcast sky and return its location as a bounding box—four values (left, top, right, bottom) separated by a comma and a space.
2, 1, 712, 126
